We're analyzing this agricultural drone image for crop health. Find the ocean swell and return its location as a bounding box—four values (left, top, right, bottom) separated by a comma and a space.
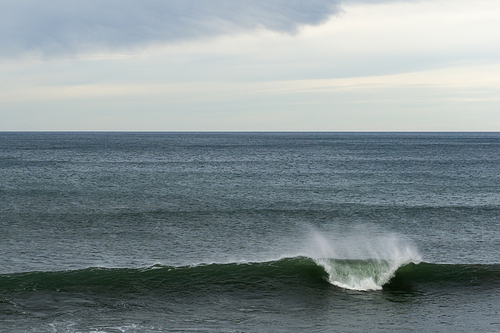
2, 258, 500, 297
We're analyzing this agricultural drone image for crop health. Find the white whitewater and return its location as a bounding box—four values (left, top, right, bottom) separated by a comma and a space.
305, 226, 422, 291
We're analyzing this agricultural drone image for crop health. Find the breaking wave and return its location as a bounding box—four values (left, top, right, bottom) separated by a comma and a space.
2, 257, 499, 296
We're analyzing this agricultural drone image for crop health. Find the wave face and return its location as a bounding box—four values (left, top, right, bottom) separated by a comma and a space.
386, 262, 500, 290
0, 258, 328, 296
2, 258, 500, 296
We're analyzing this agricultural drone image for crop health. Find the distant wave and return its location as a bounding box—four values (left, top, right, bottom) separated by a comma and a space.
1, 257, 500, 295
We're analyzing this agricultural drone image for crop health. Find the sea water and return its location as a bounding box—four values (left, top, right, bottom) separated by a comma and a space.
1, 132, 499, 332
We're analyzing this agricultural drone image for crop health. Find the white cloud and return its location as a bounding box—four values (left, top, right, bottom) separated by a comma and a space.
2, 63, 499, 130
128, 0, 500, 81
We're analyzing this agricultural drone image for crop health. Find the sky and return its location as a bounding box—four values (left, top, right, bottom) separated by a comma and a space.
1, 0, 499, 131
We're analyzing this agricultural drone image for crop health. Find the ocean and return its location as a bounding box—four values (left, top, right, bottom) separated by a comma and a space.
1, 132, 499, 332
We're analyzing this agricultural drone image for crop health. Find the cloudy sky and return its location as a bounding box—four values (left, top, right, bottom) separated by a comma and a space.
1, 0, 499, 131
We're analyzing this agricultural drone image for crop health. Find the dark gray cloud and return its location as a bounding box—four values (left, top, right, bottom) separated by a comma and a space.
1, 0, 346, 57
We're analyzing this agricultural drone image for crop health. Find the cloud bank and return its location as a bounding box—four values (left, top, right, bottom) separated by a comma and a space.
1, 0, 345, 58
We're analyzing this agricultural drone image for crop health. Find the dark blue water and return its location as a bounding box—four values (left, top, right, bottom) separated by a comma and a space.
1, 132, 499, 332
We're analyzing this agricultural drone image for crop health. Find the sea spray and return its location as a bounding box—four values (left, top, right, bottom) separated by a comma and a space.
304, 226, 422, 290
